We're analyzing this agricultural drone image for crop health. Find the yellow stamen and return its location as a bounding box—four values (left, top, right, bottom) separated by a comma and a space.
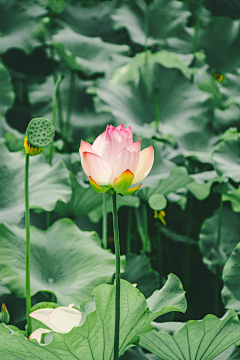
213, 73, 224, 83
24, 137, 43, 156
154, 210, 166, 225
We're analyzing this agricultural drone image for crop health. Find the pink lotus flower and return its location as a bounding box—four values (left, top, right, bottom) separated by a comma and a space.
79, 124, 154, 195
28, 304, 81, 343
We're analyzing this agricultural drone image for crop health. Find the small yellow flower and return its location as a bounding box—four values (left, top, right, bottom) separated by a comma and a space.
24, 136, 43, 156
154, 210, 166, 225
213, 73, 224, 83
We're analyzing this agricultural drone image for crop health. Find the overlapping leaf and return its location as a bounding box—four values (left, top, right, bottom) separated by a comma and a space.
0, 275, 186, 359
0, 219, 124, 305
0, 144, 71, 224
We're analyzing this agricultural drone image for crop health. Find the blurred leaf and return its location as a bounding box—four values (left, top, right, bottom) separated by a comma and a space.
0, 144, 71, 224
88, 63, 210, 138
222, 186, 240, 212
140, 310, 240, 360
205, 0, 240, 20
0, 0, 46, 54
111, 51, 204, 84
0, 275, 186, 359
0, 219, 124, 305
112, 0, 190, 46
214, 106, 240, 133
52, 26, 129, 78
212, 140, 240, 182
29, 74, 112, 144
88, 192, 140, 223
121, 253, 160, 298
140, 167, 192, 201
199, 207, 240, 274
0, 62, 14, 117
220, 127, 239, 142
198, 17, 240, 72
55, 171, 102, 219
213, 345, 240, 360
187, 171, 223, 201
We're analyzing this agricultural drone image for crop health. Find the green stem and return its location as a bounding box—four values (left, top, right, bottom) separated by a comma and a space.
102, 192, 108, 249
49, 74, 64, 166
25, 154, 32, 337
184, 195, 193, 292
126, 207, 132, 255
157, 221, 163, 288
215, 195, 223, 315
193, 0, 206, 54
64, 70, 75, 147
154, 87, 160, 131
135, 202, 151, 252
144, 3, 150, 62
191, 0, 206, 83
112, 192, 121, 360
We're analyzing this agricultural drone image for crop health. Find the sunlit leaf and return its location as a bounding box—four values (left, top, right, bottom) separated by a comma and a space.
212, 140, 240, 182
140, 310, 240, 360
0, 219, 124, 305
0, 275, 186, 359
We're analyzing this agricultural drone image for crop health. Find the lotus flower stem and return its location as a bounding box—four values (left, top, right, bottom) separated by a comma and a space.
112, 192, 121, 360
49, 74, 64, 167
184, 195, 193, 292
102, 192, 108, 249
64, 70, 75, 151
24, 153, 32, 337
215, 195, 223, 315
126, 207, 132, 254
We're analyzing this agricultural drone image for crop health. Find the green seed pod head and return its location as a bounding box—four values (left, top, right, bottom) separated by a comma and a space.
26, 118, 55, 148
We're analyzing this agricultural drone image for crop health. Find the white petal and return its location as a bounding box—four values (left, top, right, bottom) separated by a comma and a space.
28, 328, 52, 343
29, 308, 53, 329
49, 307, 82, 334
81, 152, 113, 185
79, 140, 97, 157
114, 140, 141, 178
132, 145, 154, 184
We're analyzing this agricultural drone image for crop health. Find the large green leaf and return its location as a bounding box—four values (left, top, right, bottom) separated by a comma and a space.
29, 74, 112, 144
212, 140, 240, 182
52, 26, 129, 78
222, 242, 240, 313
112, 0, 190, 46
111, 51, 203, 83
140, 310, 240, 360
0, 275, 186, 359
0, 219, 124, 306
55, 171, 102, 219
0, 0, 46, 54
88, 63, 210, 138
139, 166, 192, 200
199, 207, 240, 274
198, 17, 240, 72
187, 171, 223, 200
0, 63, 14, 117
0, 144, 71, 224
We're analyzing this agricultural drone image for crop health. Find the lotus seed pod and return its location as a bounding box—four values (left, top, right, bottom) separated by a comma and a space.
26, 118, 55, 148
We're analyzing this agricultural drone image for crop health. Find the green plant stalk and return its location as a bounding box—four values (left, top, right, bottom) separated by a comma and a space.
25, 154, 32, 337
215, 195, 223, 315
49, 74, 64, 166
126, 207, 132, 254
64, 70, 75, 147
157, 221, 163, 288
191, 0, 206, 83
135, 202, 151, 252
112, 192, 121, 360
154, 87, 160, 130
144, 3, 150, 62
193, 0, 206, 54
184, 195, 193, 292
102, 192, 108, 249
